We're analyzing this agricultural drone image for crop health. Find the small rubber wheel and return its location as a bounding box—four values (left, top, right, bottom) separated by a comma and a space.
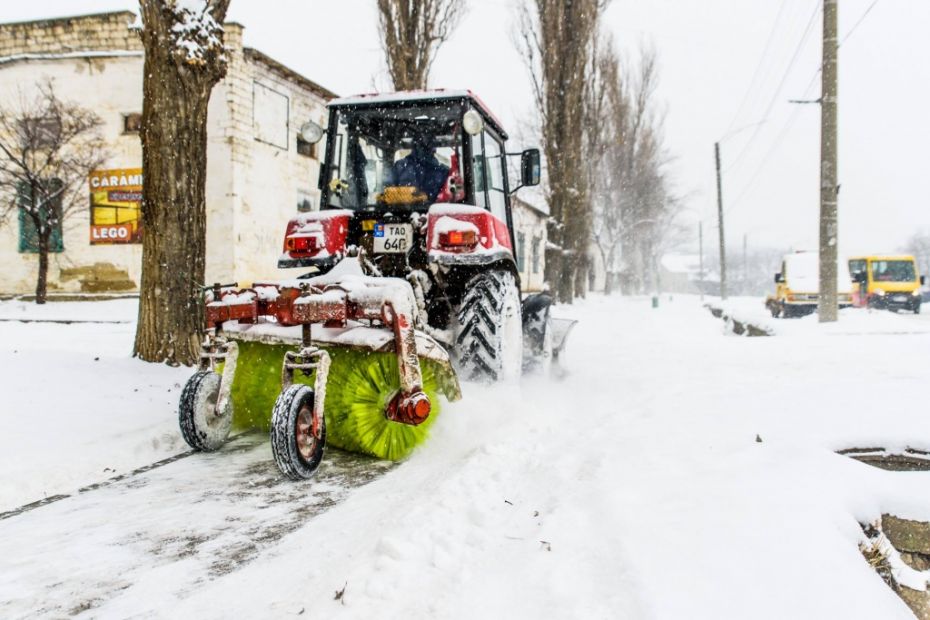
179, 370, 232, 451
271, 384, 326, 480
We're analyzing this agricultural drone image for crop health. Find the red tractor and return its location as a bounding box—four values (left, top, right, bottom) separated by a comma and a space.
179, 90, 570, 479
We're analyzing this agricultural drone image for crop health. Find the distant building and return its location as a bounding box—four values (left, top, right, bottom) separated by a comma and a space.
0, 11, 334, 295
511, 195, 547, 293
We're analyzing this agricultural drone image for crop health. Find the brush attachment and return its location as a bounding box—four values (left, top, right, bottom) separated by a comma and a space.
229, 340, 445, 460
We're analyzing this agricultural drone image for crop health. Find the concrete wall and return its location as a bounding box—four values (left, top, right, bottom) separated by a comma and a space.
0, 14, 330, 294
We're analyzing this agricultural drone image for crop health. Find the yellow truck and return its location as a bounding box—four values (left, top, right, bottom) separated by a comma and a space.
766, 251, 853, 318
848, 255, 924, 314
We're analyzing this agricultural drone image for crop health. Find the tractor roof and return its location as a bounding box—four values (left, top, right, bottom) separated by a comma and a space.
328, 89, 508, 139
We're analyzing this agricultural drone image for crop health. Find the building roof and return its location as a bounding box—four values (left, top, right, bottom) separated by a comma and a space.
0, 10, 136, 28
0, 11, 338, 101
243, 48, 336, 101
512, 194, 549, 218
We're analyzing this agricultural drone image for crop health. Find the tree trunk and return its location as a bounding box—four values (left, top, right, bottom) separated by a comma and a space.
36, 231, 49, 304
134, 1, 229, 366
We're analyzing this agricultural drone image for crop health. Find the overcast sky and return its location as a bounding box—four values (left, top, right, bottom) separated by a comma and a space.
4, 0, 928, 256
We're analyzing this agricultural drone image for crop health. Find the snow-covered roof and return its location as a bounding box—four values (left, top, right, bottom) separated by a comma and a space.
512, 193, 549, 217
329, 89, 507, 138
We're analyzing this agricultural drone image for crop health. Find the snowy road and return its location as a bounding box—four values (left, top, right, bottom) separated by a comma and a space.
1, 295, 929, 618
0, 435, 393, 618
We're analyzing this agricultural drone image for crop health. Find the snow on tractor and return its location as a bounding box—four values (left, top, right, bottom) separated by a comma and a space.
179, 90, 574, 479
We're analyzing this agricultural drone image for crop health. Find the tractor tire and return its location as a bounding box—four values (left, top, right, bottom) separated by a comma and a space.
271, 384, 326, 480
453, 269, 524, 383
179, 370, 232, 452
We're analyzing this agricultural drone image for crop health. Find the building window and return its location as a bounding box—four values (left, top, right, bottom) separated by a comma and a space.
296, 136, 316, 159
297, 190, 314, 212
18, 180, 64, 253
516, 232, 526, 273
532, 235, 541, 274
19, 117, 60, 149
123, 113, 142, 134
253, 81, 290, 150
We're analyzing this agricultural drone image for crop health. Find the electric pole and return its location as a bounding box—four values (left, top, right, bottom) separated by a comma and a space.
699, 222, 705, 302
818, 0, 839, 322
715, 142, 727, 300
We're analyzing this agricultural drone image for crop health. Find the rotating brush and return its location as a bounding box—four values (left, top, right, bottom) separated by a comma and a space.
229, 341, 444, 460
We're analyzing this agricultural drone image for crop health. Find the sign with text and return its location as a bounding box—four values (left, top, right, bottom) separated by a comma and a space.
89, 168, 143, 244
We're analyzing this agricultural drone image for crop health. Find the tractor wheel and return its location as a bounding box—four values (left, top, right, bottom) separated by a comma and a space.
179, 370, 232, 452
271, 384, 326, 480
453, 269, 524, 383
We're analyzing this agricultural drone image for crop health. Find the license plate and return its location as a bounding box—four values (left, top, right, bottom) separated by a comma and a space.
373, 223, 412, 253
893, 295, 908, 303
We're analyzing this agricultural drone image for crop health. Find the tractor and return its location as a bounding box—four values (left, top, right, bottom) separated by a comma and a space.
179, 90, 571, 479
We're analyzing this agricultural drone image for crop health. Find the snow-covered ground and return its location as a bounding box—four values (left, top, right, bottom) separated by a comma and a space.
1, 295, 928, 619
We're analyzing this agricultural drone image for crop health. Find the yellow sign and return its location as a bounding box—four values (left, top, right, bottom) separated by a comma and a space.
89, 168, 143, 244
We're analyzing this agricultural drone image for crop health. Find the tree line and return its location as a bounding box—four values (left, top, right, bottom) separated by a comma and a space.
0, 0, 679, 365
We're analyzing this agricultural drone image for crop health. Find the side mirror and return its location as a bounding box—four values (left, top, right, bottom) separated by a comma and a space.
921, 275, 926, 286
774, 273, 783, 284
854, 272, 867, 284
521, 149, 541, 187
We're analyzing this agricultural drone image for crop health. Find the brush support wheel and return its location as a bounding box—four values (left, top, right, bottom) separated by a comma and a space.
271, 384, 326, 480
179, 370, 232, 451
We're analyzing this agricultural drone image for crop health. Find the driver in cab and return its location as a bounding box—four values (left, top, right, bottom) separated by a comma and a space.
388, 133, 449, 203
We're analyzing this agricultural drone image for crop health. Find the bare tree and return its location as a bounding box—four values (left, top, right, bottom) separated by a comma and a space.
0, 82, 106, 303
377, 0, 466, 90
588, 42, 682, 295
135, 0, 231, 366
517, 0, 608, 303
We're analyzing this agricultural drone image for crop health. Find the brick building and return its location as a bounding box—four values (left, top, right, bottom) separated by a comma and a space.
0, 11, 334, 294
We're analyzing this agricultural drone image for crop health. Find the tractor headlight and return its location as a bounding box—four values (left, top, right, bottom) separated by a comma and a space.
463, 110, 484, 136
874, 288, 885, 296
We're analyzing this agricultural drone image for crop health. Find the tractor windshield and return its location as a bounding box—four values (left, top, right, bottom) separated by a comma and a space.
324, 104, 466, 210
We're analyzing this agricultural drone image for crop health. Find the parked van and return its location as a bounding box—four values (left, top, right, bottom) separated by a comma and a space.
848, 255, 924, 313
766, 251, 853, 318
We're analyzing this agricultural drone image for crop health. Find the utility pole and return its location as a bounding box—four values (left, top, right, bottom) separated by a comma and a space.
715, 142, 727, 300
818, 0, 839, 322
699, 222, 705, 302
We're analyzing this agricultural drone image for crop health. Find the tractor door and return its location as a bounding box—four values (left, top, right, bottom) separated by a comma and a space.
466, 125, 517, 253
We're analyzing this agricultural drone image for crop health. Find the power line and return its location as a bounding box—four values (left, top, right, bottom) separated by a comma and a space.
841, 0, 880, 46
723, 0, 789, 136
726, 0, 882, 211
727, 68, 821, 213
724, 1, 822, 173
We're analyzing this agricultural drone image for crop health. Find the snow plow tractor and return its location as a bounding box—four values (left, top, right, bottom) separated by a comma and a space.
179, 90, 572, 479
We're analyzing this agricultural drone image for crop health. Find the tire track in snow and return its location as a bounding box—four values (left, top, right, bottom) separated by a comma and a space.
0, 434, 396, 618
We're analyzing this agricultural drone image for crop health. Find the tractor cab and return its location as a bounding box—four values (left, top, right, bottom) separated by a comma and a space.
279, 90, 540, 280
